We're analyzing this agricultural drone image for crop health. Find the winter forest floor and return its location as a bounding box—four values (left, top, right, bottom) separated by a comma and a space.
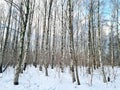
0, 65, 120, 90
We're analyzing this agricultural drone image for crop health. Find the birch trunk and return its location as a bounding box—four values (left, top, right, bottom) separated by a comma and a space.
51, 10, 56, 69
97, 0, 107, 83
45, 0, 53, 76
60, 0, 65, 72
14, 0, 30, 85
22, 0, 35, 71
68, 0, 80, 85
40, 0, 47, 71
33, 20, 39, 68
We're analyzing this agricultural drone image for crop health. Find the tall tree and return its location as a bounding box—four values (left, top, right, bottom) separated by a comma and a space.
45, 0, 53, 76
97, 0, 107, 83
68, 0, 80, 85
14, 0, 30, 85
60, 0, 65, 72
51, 6, 56, 69
40, 0, 47, 71
23, 0, 35, 71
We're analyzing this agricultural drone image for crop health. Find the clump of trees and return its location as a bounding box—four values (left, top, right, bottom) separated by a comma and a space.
0, 0, 119, 85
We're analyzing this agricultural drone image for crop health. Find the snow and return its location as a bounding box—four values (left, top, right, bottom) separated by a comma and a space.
0, 66, 120, 90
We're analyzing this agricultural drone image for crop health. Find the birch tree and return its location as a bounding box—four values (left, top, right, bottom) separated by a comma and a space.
68, 0, 80, 85
45, 0, 53, 76
51, 5, 56, 69
60, 0, 65, 72
14, 0, 30, 85
97, 0, 107, 83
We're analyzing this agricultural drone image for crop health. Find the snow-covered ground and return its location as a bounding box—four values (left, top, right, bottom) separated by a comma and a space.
0, 65, 120, 90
